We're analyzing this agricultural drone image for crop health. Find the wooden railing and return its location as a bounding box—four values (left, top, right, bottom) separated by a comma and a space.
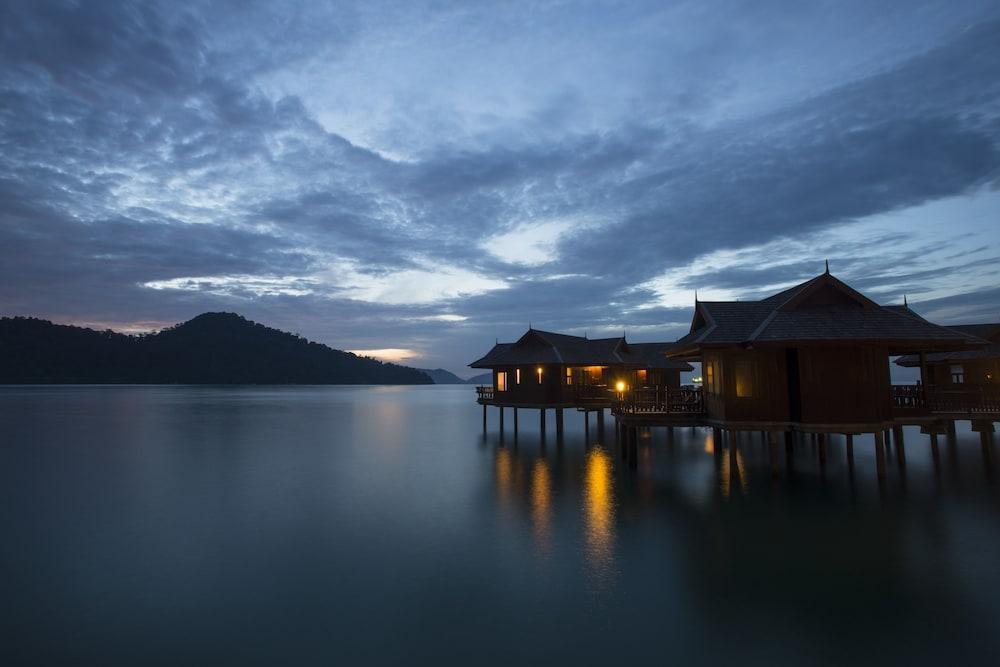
475, 385, 494, 401
890, 384, 925, 409
615, 387, 704, 415
891, 384, 1000, 415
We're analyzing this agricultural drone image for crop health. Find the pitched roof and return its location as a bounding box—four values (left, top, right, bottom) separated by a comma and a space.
896, 323, 1000, 366
469, 329, 692, 370
670, 272, 984, 357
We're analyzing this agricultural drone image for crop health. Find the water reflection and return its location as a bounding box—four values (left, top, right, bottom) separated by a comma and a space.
583, 446, 615, 581
531, 458, 552, 554
719, 445, 749, 499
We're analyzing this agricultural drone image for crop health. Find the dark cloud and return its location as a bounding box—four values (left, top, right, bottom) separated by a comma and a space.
1, 1, 999, 373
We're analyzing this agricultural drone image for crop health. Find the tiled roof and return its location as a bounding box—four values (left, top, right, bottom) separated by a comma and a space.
671, 272, 984, 355
469, 330, 692, 370
896, 323, 1000, 366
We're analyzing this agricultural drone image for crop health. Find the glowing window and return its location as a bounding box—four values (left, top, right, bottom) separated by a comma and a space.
637, 369, 647, 384
566, 367, 573, 385
734, 361, 755, 398
536, 367, 543, 384
705, 363, 715, 394
516, 368, 521, 385
497, 371, 508, 392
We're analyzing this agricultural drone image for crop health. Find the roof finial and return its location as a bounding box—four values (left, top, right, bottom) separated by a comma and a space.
824, 258, 830, 274
528, 321, 532, 330
694, 289, 699, 303
903, 294, 908, 307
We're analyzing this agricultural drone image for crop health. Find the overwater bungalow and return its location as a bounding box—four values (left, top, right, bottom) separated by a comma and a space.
660, 269, 982, 434
470, 328, 692, 433
895, 323, 1000, 388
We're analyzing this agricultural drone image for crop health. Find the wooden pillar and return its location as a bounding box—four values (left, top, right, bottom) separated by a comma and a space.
729, 430, 739, 470
482, 404, 487, 432
597, 409, 605, 432
874, 431, 887, 479
767, 431, 780, 478
947, 420, 957, 439
540, 408, 546, 434
584, 411, 590, 440
499, 406, 504, 432
555, 408, 564, 437
846, 434, 854, 467
930, 432, 940, 474
513, 408, 518, 435
893, 425, 906, 468
818, 433, 827, 471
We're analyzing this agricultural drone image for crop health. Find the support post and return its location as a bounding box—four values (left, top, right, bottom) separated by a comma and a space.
874, 431, 887, 479
597, 409, 605, 432
930, 432, 940, 474
767, 431, 780, 478
584, 411, 590, 441
499, 406, 504, 432
513, 408, 518, 435
540, 408, 546, 435
555, 408, 564, 437
818, 433, 827, 471
846, 434, 854, 467
893, 425, 906, 468
483, 404, 487, 432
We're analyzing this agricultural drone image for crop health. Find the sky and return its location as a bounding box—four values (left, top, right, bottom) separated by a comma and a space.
1, 0, 999, 377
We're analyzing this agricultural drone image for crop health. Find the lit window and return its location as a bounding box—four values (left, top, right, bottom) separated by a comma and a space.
497, 371, 508, 391
950, 364, 964, 384
637, 369, 647, 384
705, 363, 715, 394
566, 367, 573, 385
734, 360, 755, 398
516, 368, 521, 385
536, 366, 543, 384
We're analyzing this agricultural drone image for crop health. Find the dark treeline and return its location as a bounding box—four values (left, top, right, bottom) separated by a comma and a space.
0, 313, 433, 385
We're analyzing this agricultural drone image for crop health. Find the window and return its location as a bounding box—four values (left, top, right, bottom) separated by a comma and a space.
566, 367, 573, 385
636, 369, 647, 385
516, 368, 521, 385
734, 360, 756, 398
536, 366, 543, 384
497, 371, 508, 392
705, 362, 715, 395
950, 364, 964, 384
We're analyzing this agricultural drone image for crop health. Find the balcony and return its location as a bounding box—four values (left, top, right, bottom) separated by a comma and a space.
891, 384, 1000, 417
613, 387, 705, 416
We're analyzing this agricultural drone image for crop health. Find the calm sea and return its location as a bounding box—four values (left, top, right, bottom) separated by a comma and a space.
3, 385, 999, 665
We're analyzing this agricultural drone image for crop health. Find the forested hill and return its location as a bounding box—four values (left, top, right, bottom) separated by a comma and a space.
0, 313, 433, 385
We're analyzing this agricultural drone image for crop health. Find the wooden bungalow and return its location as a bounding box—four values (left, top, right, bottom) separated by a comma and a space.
469, 328, 692, 419
895, 323, 1000, 388
662, 270, 982, 432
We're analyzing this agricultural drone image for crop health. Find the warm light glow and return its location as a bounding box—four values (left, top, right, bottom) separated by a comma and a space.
531, 458, 552, 554
615, 381, 626, 392
496, 371, 508, 392
583, 447, 615, 580
347, 348, 420, 363
516, 368, 521, 384
536, 366, 543, 383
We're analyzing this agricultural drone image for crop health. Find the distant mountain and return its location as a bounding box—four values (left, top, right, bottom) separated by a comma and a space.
465, 372, 492, 385
0, 313, 434, 385
417, 368, 470, 384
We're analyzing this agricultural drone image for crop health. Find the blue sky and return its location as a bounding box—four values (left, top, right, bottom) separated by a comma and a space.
1, 1, 999, 375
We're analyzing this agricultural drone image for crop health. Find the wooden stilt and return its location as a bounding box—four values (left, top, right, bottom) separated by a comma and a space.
555, 408, 564, 437
482, 404, 487, 432
818, 433, 827, 471
767, 431, 780, 478
894, 426, 906, 469
597, 409, 605, 432
846, 434, 854, 467
540, 408, 546, 435
874, 431, 887, 479
499, 406, 504, 432
930, 432, 940, 474
513, 408, 518, 435
584, 411, 590, 440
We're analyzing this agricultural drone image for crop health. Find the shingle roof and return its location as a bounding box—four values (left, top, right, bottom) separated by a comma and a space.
670, 272, 984, 356
469, 329, 692, 370
896, 323, 1000, 366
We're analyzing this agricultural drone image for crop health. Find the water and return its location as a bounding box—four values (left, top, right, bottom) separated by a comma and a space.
2, 385, 1000, 665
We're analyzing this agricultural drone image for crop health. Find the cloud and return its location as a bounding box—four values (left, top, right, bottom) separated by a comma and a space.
1, 1, 999, 374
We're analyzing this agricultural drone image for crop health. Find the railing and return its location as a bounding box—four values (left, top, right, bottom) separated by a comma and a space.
476, 385, 494, 401
890, 384, 1000, 415
573, 384, 614, 404
615, 387, 704, 415
890, 384, 925, 409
